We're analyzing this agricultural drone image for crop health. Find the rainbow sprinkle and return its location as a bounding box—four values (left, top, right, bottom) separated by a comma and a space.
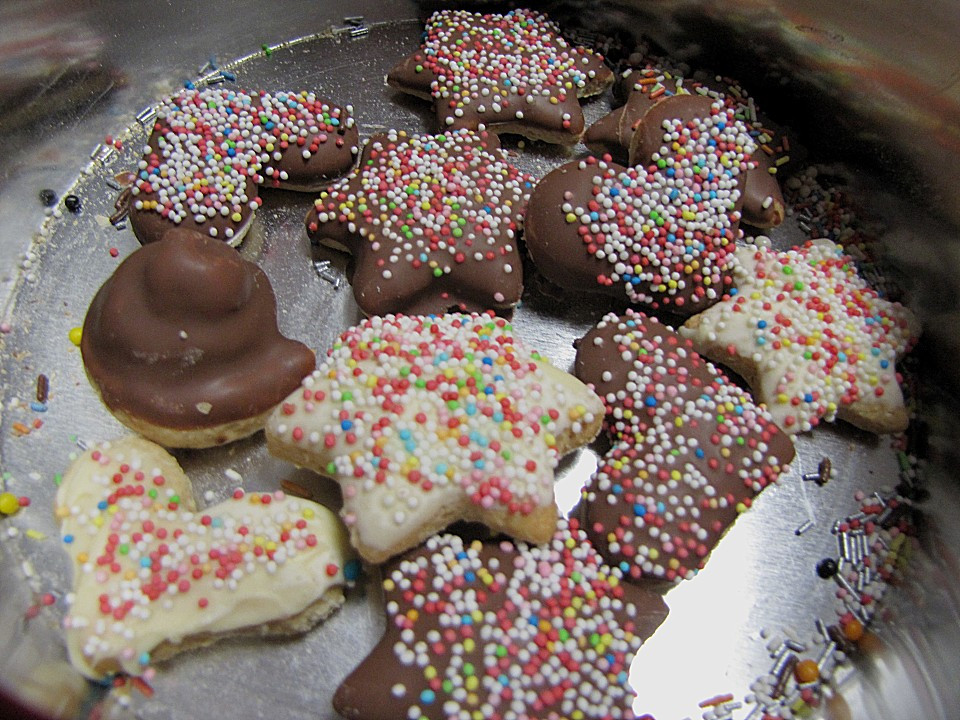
573, 101, 754, 312
335, 517, 667, 720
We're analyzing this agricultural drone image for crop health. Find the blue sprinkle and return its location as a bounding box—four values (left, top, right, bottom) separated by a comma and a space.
644, 396, 657, 407
464, 572, 475, 582
633, 504, 646, 516
804, 393, 814, 403
63, 534, 73, 544
880, 359, 889, 369
462, 615, 473, 625
612, 484, 622, 495
184, 80, 195, 89
30, 402, 47, 412
341, 419, 353, 431
344, 560, 361, 581
140, 557, 151, 568
757, 320, 767, 329
420, 690, 436, 704
139, 652, 151, 666
695, 448, 705, 458
211, 517, 223, 528
97, 500, 107, 510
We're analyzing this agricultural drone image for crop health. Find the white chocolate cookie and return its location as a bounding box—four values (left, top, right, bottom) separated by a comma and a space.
56, 436, 353, 678
681, 240, 919, 434
266, 312, 604, 563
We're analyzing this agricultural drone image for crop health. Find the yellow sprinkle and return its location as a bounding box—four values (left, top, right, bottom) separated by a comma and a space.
25, 529, 45, 540
68, 327, 83, 346
383, 578, 396, 591
76, 552, 89, 564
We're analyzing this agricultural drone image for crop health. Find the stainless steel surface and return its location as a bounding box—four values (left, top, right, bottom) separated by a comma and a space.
1, 3, 959, 720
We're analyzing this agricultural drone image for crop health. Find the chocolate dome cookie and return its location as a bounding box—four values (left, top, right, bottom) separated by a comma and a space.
306, 129, 532, 316
130, 87, 359, 246
525, 100, 755, 317
333, 518, 668, 720
81, 229, 315, 448
575, 310, 795, 583
387, 8, 612, 144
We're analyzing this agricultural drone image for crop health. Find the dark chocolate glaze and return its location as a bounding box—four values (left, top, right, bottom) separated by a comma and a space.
387, 11, 612, 142
81, 229, 315, 431
306, 130, 529, 317
574, 311, 795, 584
524, 156, 737, 318
334, 520, 668, 720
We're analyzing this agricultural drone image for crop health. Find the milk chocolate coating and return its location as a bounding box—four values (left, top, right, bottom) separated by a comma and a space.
574, 312, 795, 583
387, 10, 612, 143
334, 523, 668, 720
129, 166, 258, 246
585, 90, 786, 228
81, 229, 315, 431
305, 130, 529, 317
388, 52, 596, 140
524, 157, 738, 317
129, 91, 359, 246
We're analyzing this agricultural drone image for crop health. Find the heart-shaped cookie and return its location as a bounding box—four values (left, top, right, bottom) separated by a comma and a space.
56, 436, 353, 678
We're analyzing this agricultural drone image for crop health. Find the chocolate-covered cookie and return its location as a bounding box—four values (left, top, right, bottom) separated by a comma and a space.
387, 9, 612, 144
306, 129, 532, 316
130, 88, 359, 245
575, 310, 795, 583
81, 229, 315, 447
525, 100, 754, 317
584, 66, 787, 229
334, 518, 668, 720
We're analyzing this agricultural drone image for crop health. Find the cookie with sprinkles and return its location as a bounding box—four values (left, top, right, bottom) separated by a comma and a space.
681, 239, 920, 434
305, 129, 532, 316
387, 8, 613, 144
525, 99, 755, 317
81, 229, 316, 448
56, 436, 354, 679
130, 87, 359, 246
574, 310, 794, 584
585, 69, 786, 228
333, 518, 668, 720
265, 312, 605, 564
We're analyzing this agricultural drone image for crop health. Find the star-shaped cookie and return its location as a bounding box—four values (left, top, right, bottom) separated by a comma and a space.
681, 240, 919, 434
130, 87, 359, 245
305, 129, 533, 316
525, 99, 755, 317
56, 436, 353, 679
387, 8, 613, 143
584, 66, 787, 228
266, 312, 604, 563
333, 518, 668, 720
575, 311, 795, 583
